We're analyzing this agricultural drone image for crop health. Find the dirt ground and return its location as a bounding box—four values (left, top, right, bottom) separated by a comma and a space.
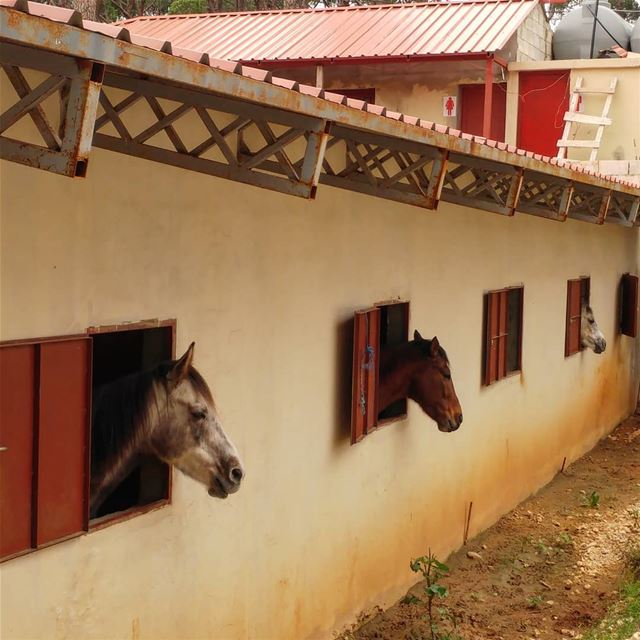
341, 413, 640, 640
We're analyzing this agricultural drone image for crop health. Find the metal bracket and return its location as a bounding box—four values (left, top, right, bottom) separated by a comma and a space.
0, 47, 104, 177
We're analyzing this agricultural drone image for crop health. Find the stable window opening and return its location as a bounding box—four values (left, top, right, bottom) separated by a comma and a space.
620, 273, 638, 338
89, 323, 174, 523
565, 277, 590, 357
351, 300, 409, 444
483, 286, 524, 386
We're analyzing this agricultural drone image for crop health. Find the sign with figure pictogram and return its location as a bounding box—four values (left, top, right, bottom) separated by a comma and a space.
443, 95, 457, 118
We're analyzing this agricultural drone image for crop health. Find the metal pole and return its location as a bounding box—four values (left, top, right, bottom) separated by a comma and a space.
482, 55, 494, 138
589, 0, 601, 59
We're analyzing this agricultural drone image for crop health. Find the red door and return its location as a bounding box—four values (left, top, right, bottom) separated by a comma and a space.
460, 83, 507, 142
517, 71, 570, 157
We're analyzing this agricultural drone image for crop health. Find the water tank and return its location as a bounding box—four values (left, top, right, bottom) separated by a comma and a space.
553, 0, 631, 59
631, 20, 640, 52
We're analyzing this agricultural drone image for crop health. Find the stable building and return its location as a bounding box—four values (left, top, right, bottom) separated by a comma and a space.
1, 2, 639, 639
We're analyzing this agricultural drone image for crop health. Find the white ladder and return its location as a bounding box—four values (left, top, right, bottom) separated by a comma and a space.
556, 76, 617, 162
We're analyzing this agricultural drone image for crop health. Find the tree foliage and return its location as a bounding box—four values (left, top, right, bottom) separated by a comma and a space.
546, 0, 640, 25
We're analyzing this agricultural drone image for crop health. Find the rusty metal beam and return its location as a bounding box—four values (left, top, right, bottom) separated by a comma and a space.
298, 124, 330, 198
59, 61, 104, 176
0, 57, 103, 177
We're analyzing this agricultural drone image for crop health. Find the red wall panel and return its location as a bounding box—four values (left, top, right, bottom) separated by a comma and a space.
0, 345, 36, 558
460, 83, 507, 142
518, 71, 570, 157
37, 339, 90, 545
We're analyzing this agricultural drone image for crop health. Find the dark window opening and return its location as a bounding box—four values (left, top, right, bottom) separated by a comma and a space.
90, 325, 173, 521
483, 286, 524, 385
333, 88, 376, 104
377, 302, 410, 423
620, 273, 638, 338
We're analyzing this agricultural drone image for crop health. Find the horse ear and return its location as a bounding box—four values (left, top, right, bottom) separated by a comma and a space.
414, 329, 423, 341
168, 342, 195, 386
430, 336, 440, 357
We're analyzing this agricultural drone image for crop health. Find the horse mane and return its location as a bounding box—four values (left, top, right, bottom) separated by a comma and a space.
380, 337, 449, 371
91, 360, 214, 484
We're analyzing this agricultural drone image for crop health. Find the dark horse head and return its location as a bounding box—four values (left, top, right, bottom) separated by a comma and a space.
90, 343, 244, 516
378, 330, 463, 432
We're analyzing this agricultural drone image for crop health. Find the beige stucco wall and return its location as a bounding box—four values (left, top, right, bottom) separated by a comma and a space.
1, 75, 639, 640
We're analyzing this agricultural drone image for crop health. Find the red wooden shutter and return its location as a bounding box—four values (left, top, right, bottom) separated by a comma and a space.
351, 308, 380, 444
565, 279, 582, 356
484, 290, 508, 385
37, 339, 91, 545
620, 273, 639, 337
0, 344, 37, 559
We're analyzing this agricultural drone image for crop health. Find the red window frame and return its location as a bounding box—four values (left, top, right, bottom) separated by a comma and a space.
565, 277, 590, 357
351, 301, 409, 444
483, 286, 524, 386
1, 319, 175, 562
620, 273, 638, 338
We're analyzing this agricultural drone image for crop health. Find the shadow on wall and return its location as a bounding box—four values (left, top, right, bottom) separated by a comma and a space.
333, 314, 355, 448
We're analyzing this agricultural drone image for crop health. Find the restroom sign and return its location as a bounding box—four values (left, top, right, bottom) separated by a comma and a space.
443, 95, 457, 117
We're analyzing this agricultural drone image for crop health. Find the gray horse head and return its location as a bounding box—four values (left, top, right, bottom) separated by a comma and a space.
581, 304, 606, 354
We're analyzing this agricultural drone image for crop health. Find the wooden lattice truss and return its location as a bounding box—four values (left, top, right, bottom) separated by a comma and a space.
1, 43, 638, 228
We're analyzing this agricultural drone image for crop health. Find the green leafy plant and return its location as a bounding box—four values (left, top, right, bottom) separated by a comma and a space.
555, 532, 574, 548
527, 594, 544, 609
628, 507, 640, 531
409, 551, 451, 640
581, 490, 601, 508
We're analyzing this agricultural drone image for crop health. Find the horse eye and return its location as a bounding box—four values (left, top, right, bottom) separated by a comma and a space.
190, 409, 207, 421
589, 319, 595, 324
443, 370, 451, 380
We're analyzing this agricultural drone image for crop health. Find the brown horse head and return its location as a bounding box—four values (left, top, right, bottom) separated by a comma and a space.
407, 330, 463, 432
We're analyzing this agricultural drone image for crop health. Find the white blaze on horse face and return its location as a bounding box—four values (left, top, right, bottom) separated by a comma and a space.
580, 305, 607, 354
164, 380, 243, 499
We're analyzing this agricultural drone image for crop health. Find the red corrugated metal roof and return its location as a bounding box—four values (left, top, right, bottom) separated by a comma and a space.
120, 0, 539, 64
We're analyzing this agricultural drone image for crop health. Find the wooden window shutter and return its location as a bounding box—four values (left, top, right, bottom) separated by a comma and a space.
484, 290, 508, 385
565, 279, 582, 356
0, 344, 37, 559
351, 308, 380, 444
37, 338, 91, 545
620, 273, 639, 338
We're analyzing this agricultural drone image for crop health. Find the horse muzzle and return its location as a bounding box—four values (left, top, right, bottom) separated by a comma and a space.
438, 413, 463, 433
208, 459, 244, 499
594, 339, 606, 354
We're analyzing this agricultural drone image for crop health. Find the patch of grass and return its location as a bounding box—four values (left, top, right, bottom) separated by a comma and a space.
583, 549, 640, 640
581, 579, 640, 640
527, 594, 545, 610
555, 532, 574, 548
581, 490, 601, 509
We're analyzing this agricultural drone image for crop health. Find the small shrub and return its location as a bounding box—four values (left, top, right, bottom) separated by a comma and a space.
581, 490, 601, 508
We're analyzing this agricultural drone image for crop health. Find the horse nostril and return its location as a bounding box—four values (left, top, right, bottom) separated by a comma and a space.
230, 466, 244, 484
457, 414, 463, 426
